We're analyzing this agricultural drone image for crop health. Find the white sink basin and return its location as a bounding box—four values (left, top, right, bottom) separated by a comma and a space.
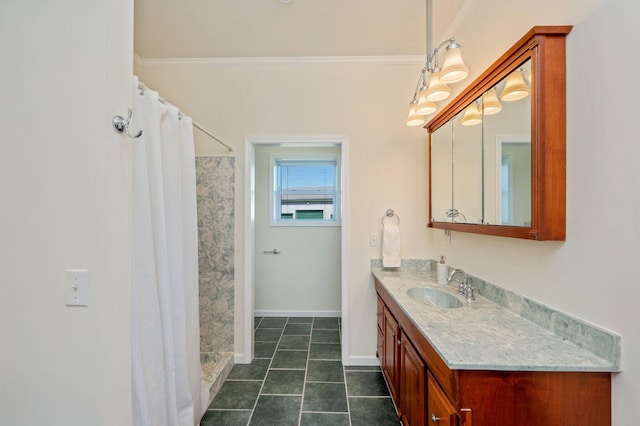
407, 287, 464, 309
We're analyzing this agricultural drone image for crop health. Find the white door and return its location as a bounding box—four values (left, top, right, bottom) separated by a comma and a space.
0, 1, 134, 424
254, 144, 342, 317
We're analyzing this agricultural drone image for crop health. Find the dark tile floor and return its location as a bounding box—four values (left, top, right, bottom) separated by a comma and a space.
202, 317, 400, 426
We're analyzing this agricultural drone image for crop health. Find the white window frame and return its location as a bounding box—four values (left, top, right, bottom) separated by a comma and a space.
269, 154, 342, 227
495, 135, 530, 226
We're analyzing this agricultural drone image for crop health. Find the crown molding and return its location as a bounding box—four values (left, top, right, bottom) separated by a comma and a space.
134, 54, 424, 67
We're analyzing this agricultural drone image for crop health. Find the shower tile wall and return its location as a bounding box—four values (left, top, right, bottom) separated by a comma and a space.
196, 156, 235, 397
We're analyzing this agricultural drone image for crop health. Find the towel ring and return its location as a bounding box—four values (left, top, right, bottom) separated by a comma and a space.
382, 209, 400, 226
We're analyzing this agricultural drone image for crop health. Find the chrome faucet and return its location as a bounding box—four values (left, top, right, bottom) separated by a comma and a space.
447, 269, 466, 294
447, 268, 475, 301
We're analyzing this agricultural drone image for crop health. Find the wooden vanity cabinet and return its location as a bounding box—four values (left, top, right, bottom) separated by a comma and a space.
399, 333, 426, 426
376, 296, 384, 358
455, 370, 611, 425
428, 372, 457, 426
375, 278, 612, 426
377, 297, 428, 426
381, 305, 400, 401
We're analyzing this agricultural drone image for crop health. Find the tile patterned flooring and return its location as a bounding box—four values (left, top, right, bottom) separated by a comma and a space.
201, 317, 400, 426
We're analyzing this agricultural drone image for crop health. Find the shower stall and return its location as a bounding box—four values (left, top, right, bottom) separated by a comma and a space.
129, 78, 236, 424
196, 156, 236, 402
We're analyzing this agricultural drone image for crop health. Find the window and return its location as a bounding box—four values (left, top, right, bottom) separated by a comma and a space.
271, 156, 341, 226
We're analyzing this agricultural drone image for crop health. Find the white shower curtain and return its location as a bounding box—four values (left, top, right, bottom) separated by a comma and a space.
131, 77, 209, 426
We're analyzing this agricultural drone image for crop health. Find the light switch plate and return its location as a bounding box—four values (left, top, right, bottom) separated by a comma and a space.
370, 233, 380, 247
66, 269, 89, 306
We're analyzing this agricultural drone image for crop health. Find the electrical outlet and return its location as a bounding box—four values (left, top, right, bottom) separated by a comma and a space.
66, 269, 89, 306
370, 233, 380, 247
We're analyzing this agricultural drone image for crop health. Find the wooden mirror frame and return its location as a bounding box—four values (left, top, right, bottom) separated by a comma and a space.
427, 26, 572, 240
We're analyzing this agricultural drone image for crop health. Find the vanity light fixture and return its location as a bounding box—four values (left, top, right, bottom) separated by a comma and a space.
424, 71, 451, 102
406, 0, 469, 126
416, 97, 438, 116
500, 69, 530, 101
461, 102, 482, 126
406, 101, 427, 127
415, 88, 438, 115
482, 88, 502, 115
440, 42, 469, 84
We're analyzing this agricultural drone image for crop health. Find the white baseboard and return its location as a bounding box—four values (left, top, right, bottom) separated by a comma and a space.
343, 355, 381, 367
255, 310, 341, 318
236, 349, 379, 367
234, 353, 251, 364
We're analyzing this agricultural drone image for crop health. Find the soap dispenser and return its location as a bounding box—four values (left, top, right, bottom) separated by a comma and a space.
437, 256, 448, 285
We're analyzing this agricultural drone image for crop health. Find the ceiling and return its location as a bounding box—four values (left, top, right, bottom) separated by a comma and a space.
134, 0, 465, 59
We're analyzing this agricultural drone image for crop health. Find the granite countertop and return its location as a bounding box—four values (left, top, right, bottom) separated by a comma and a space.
373, 268, 618, 372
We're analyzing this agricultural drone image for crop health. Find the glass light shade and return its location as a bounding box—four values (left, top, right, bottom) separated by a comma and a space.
440, 47, 469, 84
425, 72, 451, 102
461, 103, 482, 126
482, 89, 502, 115
406, 103, 426, 127
500, 70, 530, 101
415, 89, 437, 115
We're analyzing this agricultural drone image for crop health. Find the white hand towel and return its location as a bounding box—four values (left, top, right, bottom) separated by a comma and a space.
382, 223, 401, 268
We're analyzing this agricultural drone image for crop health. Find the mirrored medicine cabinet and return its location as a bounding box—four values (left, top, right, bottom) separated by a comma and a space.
427, 26, 572, 240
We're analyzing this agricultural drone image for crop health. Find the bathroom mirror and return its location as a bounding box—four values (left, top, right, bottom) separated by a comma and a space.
431, 120, 453, 222
483, 60, 531, 226
452, 102, 483, 224
427, 26, 571, 240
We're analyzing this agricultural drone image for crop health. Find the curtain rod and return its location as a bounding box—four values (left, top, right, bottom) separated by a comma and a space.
137, 82, 233, 152
192, 121, 233, 152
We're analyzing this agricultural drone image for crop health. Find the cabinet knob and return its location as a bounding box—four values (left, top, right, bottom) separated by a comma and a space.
431, 414, 441, 423
397, 339, 401, 346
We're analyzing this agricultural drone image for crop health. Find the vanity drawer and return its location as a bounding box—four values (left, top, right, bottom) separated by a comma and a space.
428, 372, 458, 426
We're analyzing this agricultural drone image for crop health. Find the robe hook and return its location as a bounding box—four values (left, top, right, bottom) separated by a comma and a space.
112, 108, 143, 139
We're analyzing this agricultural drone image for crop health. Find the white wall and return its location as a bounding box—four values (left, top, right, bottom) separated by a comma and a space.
136, 58, 432, 364
254, 145, 341, 315
429, 0, 640, 424
0, 1, 133, 425
136, 0, 640, 422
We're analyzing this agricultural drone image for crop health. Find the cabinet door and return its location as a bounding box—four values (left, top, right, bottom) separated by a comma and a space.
400, 333, 426, 426
376, 296, 384, 359
377, 296, 384, 331
428, 372, 458, 426
382, 306, 400, 401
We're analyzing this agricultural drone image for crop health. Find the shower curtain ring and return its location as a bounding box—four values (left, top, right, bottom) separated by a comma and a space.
112, 108, 143, 139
